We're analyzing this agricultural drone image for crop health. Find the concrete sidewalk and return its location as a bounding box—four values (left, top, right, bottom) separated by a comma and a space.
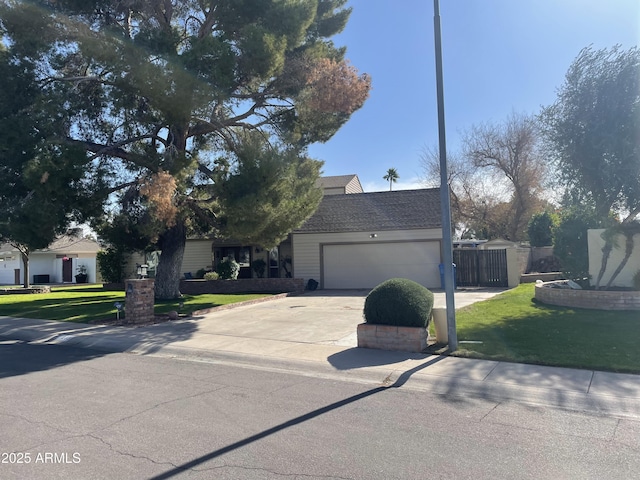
1, 289, 639, 419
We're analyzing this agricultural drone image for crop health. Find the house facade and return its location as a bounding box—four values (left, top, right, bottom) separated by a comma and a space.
178, 175, 364, 281
291, 188, 443, 289
175, 176, 445, 290
0, 234, 101, 285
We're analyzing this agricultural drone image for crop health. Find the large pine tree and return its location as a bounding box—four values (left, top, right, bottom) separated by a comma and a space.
0, 1, 370, 298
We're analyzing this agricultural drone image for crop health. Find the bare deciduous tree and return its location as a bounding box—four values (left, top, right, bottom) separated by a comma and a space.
422, 112, 548, 241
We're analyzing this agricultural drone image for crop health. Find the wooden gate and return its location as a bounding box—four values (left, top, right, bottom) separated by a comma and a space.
453, 249, 508, 287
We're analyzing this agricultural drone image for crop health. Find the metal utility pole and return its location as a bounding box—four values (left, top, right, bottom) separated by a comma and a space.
433, 0, 457, 351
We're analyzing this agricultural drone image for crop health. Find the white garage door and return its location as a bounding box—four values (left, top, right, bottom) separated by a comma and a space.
323, 241, 441, 289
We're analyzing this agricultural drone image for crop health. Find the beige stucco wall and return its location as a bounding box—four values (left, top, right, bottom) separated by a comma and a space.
292, 229, 443, 286
515, 247, 531, 275
588, 228, 640, 288
124, 252, 145, 279
506, 248, 520, 288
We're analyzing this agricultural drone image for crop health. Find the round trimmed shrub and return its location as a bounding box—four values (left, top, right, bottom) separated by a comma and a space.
363, 278, 434, 327
204, 271, 219, 281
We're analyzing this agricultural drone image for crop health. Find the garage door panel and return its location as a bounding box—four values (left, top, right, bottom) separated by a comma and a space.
323, 242, 440, 289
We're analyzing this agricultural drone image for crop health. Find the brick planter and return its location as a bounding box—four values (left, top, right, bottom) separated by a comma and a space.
535, 283, 640, 311
104, 278, 305, 295
180, 278, 304, 295
357, 323, 428, 353
124, 279, 155, 324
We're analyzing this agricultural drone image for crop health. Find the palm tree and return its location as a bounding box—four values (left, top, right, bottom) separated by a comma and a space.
383, 168, 399, 191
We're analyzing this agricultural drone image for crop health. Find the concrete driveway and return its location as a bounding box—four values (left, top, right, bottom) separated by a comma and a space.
190, 288, 507, 349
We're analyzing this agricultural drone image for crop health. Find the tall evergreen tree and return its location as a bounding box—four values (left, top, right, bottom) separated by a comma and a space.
0, 45, 103, 287
0, 1, 370, 298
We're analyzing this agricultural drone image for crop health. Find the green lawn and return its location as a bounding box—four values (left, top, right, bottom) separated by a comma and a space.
449, 283, 640, 373
0, 285, 271, 323
2, 283, 638, 374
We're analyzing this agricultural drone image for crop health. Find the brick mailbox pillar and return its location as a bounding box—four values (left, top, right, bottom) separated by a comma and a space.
125, 279, 155, 324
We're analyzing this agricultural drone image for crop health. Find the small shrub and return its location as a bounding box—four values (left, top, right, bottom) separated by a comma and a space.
216, 256, 240, 280
195, 268, 207, 279
553, 208, 598, 282
251, 259, 267, 278
633, 270, 640, 291
528, 211, 559, 247
204, 271, 219, 281
363, 278, 434, 328
97, 247, 126, 283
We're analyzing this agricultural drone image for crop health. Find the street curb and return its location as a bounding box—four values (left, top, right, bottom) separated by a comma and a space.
2, 315, 640, 420
12, 327, 640, 421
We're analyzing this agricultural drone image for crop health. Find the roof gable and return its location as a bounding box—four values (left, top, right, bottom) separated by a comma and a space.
316, 174, 363, 194
0, 235, 101, 255
295, 188, 442, 233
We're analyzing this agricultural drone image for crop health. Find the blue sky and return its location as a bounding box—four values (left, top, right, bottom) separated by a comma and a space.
308, 0, 640, 192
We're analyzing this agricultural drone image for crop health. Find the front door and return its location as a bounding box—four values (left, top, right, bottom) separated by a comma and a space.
14, 269, 20, 285
62, 258, 73, 282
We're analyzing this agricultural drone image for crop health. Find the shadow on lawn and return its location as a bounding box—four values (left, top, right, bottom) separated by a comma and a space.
0, 293, 125, 322
456, 298, 640, 373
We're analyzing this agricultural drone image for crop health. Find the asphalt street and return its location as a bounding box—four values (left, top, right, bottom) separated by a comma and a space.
1, 341, 639, 480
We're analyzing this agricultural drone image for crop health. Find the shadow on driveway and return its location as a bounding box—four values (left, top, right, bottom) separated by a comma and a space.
327, 347, 430, 369
0, 317, 199, 378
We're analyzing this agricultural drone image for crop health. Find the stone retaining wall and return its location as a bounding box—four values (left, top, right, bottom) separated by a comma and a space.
535, 283, 640, 311
0, 286, 51, 295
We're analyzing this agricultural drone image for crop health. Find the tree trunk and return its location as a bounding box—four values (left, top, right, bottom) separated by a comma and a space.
605, 233, 635, 289
154, 221, 187, 299
595, 240, 613, 289
21, 251, 30, 289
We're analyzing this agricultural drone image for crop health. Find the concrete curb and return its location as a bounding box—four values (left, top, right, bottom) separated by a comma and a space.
2, 314, 640, 420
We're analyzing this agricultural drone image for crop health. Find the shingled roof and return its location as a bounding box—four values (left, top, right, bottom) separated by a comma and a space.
0, 235, 100, 255
295, 188, 442, 233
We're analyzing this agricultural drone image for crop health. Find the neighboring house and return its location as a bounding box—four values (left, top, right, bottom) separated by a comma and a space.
0, 235, 101, 285
316, 174, 364, 195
